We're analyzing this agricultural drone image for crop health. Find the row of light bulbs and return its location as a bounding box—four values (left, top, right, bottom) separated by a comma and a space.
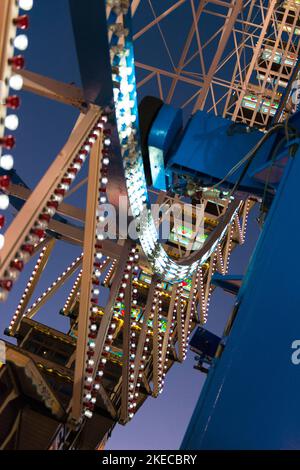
25, 254, 83, 316
83, 117, 115, 419
127, 247, 141, 419
62, 269, 83, 314
83, 245, 139, 420
182, 271, 201, 359
131, 283, 162, 415
8, 238, 46, 334
0, 0, 34, 249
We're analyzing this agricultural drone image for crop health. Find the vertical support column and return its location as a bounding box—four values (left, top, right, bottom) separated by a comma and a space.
120, 278, 132, 423
152, 294, 161, 397
72, 135, 103, 421
182, 148, 300, 449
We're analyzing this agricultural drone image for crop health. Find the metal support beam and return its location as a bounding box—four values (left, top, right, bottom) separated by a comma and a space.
25, 255, 83, 320
9, 238, 56, 335
231, 0, 277, 121
133, 0, 186, 40
152, 292, 160, 397
97, 383, 117, 420
160, 285, 178, 369
166, 0, 205, 104
131, 0, 141, 16
192, 0, 243, 112
20, 69, 87, 111
133, 277, 158, 388
183, 272, 197, 343
72, 135, 103, 421
176, 293, 185, 363
0, 106, 100, 280
120, 279, 132, 424
8, 183, 123, 258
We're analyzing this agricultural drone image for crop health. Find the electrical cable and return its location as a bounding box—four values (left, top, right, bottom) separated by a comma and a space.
229, 123, 298, 195
207, 123, 287, 191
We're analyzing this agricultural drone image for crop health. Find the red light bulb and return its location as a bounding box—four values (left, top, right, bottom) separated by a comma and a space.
54, 188, 65, 196
10, 260, 24, 272
0, 215, 5, 229
0, 280, 13, 291
21, 244, 34, 255
0, 136, 16, 150
47, 201, 59, 210
0, 175, 11, 190
13, 15, 29, 30
39, 213, 51, 223
8, 55, 25, 70
5, 95, 21, 109
61, 178, 72, 185
30, 228, 45, 239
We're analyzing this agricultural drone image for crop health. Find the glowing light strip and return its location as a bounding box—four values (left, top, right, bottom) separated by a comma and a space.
26, 254, 83, 316
0, 0, 33, 249
62, 268, 82, 314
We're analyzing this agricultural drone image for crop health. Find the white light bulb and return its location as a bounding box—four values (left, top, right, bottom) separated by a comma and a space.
5, 114, 19, 131
14, 34, 28, 51
9, 74, 23, 91
0, 154, 14, 171
19, 0, 34, 10
0, 194, 9, 210
0, 234, 4, 250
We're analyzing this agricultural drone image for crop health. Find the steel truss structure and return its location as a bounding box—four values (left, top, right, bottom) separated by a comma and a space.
134, 0, 300, 126
0, 0, 298, 450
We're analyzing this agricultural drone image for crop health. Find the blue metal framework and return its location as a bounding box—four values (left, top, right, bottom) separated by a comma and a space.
182, 112, 300, 449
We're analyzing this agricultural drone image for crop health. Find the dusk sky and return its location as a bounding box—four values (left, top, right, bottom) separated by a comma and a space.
0, 0, 261, 450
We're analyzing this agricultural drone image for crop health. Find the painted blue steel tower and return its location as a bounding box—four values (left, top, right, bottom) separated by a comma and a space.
182, 112, 300, 449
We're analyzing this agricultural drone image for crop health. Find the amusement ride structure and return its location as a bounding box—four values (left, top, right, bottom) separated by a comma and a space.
0, 0, 299, 450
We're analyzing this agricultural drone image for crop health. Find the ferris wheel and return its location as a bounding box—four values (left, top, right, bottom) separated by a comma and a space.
0, 0, 297, 450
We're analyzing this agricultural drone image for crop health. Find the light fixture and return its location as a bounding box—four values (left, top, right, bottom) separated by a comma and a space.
0, 234, 5, 250
0, 194, 10, 210
0, 154, 14, 171
9, 74, 23, 91
5, 114, 19, 131
13, 34, 28, 51
18, 0, 34, 10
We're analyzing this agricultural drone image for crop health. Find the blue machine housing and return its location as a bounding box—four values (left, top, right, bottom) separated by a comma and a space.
147, 103, 183, 190
166, 111, 275, 195
181, 113, 300, 450
146, 104, 278, 195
